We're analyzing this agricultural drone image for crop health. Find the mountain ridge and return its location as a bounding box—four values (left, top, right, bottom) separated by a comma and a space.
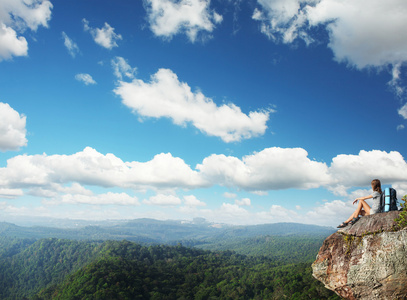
0, 218, 335, 244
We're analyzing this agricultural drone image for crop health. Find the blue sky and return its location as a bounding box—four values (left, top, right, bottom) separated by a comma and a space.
0, 0, 406, 227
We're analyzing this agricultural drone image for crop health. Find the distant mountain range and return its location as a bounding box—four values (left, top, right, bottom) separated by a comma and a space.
0, 218, 335, 245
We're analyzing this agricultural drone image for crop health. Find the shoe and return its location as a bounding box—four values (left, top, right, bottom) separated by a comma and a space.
337, 221, 348, 228
349, 217, 360, 225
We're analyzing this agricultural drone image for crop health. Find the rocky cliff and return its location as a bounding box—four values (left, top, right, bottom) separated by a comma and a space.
312, 211, 407, 300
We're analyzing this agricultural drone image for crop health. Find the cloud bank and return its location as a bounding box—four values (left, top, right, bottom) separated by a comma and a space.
1, 146, 406, 199
114, 68, 271, 142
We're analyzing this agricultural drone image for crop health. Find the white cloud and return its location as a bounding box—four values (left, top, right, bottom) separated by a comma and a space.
83, 19, 122, 49
220, 203, 249, 216
328, 150, 407, 189
388, 64, 405, 100
253, 0, 407, 121
0, 23, 28, 60
399, 103, 407, 119
0, 188, 23, 199
0, 147, 207, 191
305, 200, 353, 226
252, 0, 313, 44
75, 73, 96, 85
0, 0, 52, 61
58, 182, 93, 195
306, 0, 407, 69
114, 68, 271, 142
254, 0, 407, 69
60, 192, 139, 206
62, 31, 80, 58
235, 198, 251, 206
392, 182, 407, 201
0, 102, 27, 151
197, 147, 331, 190
144, 0, 222, 42
143, 194, 182, 206
111, 56, 137, 80
183, 195, 206, 207
255, 205, 299, 223
223, 192, 237, 198
397, 124, 405, 131
0, 146, 405, 202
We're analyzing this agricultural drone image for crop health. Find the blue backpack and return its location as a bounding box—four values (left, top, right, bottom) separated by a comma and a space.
380, 187, 398, 212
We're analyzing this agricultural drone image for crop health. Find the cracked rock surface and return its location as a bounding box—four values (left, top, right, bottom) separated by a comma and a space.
312, 211, 407, 300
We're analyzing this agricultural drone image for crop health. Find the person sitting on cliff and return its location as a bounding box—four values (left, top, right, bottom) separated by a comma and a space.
337, 179, 382, 228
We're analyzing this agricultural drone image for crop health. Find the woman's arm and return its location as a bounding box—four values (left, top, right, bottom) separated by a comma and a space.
353, 195, 373, 205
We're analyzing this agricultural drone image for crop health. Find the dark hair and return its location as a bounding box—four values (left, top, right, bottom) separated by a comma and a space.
371, 179, 382, 194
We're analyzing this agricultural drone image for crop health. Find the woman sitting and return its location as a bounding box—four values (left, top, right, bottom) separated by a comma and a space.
337, 179, 382, 228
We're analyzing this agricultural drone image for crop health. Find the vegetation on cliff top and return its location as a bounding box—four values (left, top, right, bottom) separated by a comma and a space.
395, 195, 407, 230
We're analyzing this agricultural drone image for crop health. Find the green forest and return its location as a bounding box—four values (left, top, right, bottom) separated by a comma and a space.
0, 235, 340, 300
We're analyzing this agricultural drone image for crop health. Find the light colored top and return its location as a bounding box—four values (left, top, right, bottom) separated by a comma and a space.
370, 191, 381, 214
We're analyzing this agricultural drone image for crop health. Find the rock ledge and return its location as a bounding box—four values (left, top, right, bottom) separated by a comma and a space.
312, 211, 407, 300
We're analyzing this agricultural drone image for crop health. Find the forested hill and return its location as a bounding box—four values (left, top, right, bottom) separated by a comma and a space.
0, 237, 340, 300
0, 220, 338, 299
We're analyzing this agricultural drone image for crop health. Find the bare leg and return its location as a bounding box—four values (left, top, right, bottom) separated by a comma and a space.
344, 200, 371, 223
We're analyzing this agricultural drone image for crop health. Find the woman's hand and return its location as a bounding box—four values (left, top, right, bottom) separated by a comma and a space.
353, 198, 359, 205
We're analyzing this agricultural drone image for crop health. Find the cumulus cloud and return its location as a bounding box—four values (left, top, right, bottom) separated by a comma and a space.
0, 146, 405, 202
144, 0, 223, 42
392, 182, 407, 200
328, 150, 407, 190
235, 198, 251, 206
114, 68, 271, 142
305, 200, 354, 226
0, 23, 28, 60
62, 31, 80, 58
83, 19, 122, 49
0, 147, 206, 191
252, 0, 314, 44
75, 73, 96, 85
254, 0, 407, 69
220, 203, 249, 216
143, 194, 182, 206
0, 0, 52, 61
183, 195, 206, 207
0, 188, 24, 199
0, 102, 27, 151
306, 0, 407, 68
197, 147, 331, 190
254, 0, 407, 121
111, 56, 137, 80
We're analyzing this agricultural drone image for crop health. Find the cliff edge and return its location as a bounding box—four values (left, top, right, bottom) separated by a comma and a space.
312, 211, 407, 300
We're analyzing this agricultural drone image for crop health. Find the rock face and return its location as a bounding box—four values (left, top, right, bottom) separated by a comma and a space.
312, 211, 407, 300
